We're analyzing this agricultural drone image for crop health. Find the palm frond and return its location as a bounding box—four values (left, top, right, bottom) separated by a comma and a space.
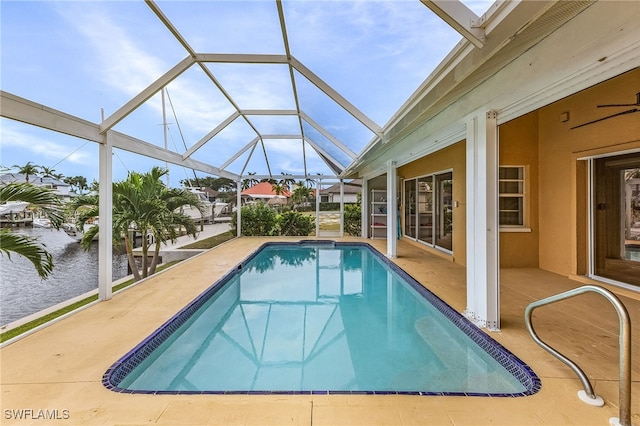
0, 230, 54, 279
0, 182, 65, 228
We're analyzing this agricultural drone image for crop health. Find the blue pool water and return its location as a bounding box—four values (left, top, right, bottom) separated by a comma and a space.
105, 241, 540, 396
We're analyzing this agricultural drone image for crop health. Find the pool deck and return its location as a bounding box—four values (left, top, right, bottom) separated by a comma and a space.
1, 236, 638, 425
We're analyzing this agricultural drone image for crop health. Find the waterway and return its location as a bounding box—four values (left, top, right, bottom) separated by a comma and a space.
0, 227, 129, 326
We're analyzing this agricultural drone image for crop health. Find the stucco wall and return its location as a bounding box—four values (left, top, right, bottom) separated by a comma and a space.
498, 112, 540, 268
397, 141, 467, 266
537, 69, 640, 276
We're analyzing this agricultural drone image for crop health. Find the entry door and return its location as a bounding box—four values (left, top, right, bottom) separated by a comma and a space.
593, 153, 640, 286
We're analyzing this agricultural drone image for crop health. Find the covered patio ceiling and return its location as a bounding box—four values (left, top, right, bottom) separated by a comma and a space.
1, 0, 494, 183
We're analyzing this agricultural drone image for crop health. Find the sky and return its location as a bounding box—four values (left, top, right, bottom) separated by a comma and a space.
1, 0, 493, 187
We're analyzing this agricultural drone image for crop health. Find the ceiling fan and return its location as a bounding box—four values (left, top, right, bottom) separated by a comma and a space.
597, 92, 640, 108
571, 91, 640, 129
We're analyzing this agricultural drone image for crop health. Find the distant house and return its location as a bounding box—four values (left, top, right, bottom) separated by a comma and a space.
0, 173, 73, 202
241, 181, 291, 205
320, 179, 361, 203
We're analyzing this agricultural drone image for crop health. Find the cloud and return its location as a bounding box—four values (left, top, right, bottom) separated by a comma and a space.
1, 121, 93, 167
55, 4, 238, 137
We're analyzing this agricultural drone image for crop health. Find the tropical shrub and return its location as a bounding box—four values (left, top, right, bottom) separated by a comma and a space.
231, 203, 314, 236
344, 203, 361, 236
276, 210, 314, 236
231, 202, 278, 236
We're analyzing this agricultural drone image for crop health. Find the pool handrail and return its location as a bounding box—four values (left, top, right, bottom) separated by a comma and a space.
524, 285, 633, 426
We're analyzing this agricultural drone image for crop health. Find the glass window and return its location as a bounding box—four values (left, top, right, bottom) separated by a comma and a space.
499, 166, 525, 227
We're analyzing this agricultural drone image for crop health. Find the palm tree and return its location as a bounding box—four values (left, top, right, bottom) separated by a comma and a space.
12, 162, 40, 183
241, 172, 259, 190
64, 176, 89, 195
70, 167, 204, 281
279, 173, 295, 192
292, 183, 311, 206
0, 182, 64, 279
271, 182, 285, 196
39, 166, 63, 180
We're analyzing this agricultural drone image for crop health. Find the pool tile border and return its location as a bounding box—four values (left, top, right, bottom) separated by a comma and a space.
104, 240, 541, 397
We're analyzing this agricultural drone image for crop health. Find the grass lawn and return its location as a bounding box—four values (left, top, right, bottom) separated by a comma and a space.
304, 212, 341, 231
179, 231, 235, 249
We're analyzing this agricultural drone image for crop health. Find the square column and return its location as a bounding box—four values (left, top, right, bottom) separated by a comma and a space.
315, 179, 321, 237
465, 111, 500, 330
361, 179, 369, 238
236, 180, 242, 237
386, 160, 398, 257
98, 132, 113, 301
339, 179, 345, 237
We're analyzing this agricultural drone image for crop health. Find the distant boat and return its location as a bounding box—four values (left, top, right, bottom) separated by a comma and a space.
62, 217, 98, 242
32, 218, 52, 228
0, 202, 33, 227
181, 188, 228, 223
0, 202, 30, 216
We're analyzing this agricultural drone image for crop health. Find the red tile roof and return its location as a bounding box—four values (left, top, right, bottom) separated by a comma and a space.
241, 181, 291, 197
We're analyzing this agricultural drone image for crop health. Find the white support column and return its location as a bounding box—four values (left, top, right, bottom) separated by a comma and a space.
236, 180, 242, 237
465, 111, 500, 330
361, 179, 369, 238
386, 160, 398, 257
98, 132, 113, 301
315, 179, 321, 237
339, 179, 344, 237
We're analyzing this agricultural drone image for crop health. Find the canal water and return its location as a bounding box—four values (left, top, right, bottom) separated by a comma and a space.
0, 227, 129, 326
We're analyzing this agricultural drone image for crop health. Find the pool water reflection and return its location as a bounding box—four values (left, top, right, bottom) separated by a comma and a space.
106, 242, 540, 396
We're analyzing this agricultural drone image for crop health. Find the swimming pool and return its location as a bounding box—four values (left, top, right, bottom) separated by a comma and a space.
104, 241, 540, 396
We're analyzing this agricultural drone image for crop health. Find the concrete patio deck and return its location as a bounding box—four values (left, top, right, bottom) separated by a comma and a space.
1, 237, 638, 425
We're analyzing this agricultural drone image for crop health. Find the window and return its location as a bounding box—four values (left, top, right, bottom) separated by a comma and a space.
499, 166, 525, 227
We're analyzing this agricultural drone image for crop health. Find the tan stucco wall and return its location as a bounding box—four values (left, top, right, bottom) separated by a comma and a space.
392, 69, 639, 278
499, 112, 540, 268
537, 68, 640, 276
397, 141, 467, 267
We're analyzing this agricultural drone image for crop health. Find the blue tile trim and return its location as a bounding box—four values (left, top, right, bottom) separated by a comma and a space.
104, 240, 541, 397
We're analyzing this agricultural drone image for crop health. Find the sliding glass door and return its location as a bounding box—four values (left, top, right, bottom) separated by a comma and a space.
592, 153, 640, 287
404, 179, 416, 238
435, 172, 453, 251
417, 177, 433, 243
403, 171, 453, 252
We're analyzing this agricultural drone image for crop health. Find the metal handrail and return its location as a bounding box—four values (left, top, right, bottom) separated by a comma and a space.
524, 285, 633, 426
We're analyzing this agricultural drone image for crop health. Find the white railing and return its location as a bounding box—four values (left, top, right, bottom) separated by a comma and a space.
525, 285, 633, 426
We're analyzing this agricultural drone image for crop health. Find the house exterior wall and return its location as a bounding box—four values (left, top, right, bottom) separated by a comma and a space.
537, 68, 640, 277
397, 140, 467, 267
328, 193, 358, 203
498, 111, 540, 268
394, 69, 639, 279
498, 69, 640, 276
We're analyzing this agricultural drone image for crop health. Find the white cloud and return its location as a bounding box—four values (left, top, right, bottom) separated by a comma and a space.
1, 121, 93, 166
56, 4, 238, 137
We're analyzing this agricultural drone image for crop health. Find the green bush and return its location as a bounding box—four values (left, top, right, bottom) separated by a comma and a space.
231, 203, 315, 236
276, 210, 314, 236
344, 203, 361, 236
231, 202, 277, 236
